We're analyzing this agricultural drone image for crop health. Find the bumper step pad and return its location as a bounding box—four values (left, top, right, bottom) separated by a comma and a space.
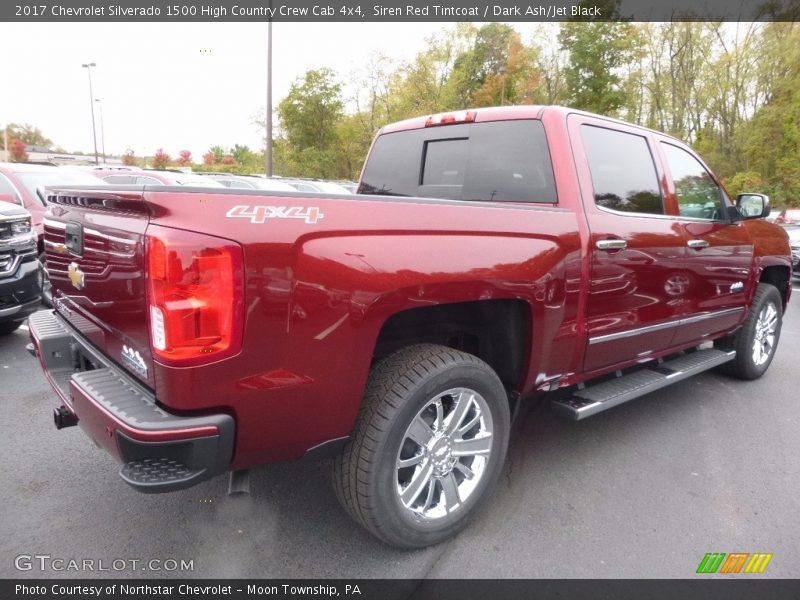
551, 348, 735, 420
120, 458, 202, 487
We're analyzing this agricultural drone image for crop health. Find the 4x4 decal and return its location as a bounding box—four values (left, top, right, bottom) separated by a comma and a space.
226, 205, 324, 225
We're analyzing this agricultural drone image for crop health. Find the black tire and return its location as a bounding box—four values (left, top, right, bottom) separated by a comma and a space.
0, 321, 23, 335
38, 253, 52, 307
333, 344, 511, 548
715, 283, 783, 380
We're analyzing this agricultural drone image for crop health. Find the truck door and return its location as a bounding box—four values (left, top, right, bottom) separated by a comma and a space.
656, 140, 753, 346
569, 115, 690, 373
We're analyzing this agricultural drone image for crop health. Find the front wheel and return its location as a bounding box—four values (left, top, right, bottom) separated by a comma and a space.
333, 344, 511, 548
716, 283, 783, 380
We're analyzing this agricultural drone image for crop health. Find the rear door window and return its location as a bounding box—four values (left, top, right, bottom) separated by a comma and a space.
580, 125, 664, 215
360, 120, 557, 203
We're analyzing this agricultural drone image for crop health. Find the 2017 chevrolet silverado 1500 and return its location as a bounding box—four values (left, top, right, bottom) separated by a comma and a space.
29, 106, 791, 548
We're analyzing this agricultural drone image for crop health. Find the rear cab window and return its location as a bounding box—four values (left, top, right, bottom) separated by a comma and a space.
359, 119, 557, 203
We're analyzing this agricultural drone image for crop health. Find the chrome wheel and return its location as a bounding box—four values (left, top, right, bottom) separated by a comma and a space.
752, 301, 778, 366
395, 387, 493, 521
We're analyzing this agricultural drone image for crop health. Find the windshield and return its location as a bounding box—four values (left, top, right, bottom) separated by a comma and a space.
16, 170, 107, 205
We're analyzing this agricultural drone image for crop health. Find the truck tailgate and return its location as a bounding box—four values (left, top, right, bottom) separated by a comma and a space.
44, 189, 155, 388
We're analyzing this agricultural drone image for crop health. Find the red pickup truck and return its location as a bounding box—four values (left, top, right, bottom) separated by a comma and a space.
29, 106, 791, 548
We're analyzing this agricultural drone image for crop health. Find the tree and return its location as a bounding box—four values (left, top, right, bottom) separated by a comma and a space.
3, 123, 53, 149
152, 148, 171, 170
278, 68, 344, 178
122, 149, 136, 166
9, 139, 28, 162
232, 144, 254, 165
176, 150, 193, 166
202, 151, 215, 166
558, 1, 637, 115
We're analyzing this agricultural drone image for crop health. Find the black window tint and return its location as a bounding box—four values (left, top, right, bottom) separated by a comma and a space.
360, 120, 557, 203
661, 143, 722, 220
581, 125, 663, 215
422, 139, 468, 185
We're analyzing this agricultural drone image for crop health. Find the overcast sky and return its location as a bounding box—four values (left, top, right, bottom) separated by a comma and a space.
2, 22, 511, 161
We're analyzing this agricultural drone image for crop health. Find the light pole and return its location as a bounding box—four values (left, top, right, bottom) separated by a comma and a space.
82, 62, 99, 165
95, 99, 106, 163
265, 4, 273, 177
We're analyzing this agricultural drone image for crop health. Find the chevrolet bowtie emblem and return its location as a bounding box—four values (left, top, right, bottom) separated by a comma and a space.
68, 262, 85, 290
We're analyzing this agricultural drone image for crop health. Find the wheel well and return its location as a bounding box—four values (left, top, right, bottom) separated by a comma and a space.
374, 300, 530, 391
760, 266, 790, 309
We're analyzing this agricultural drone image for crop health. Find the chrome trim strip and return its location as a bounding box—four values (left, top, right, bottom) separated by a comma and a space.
589, 320, 676, 345
680, 306, 744, 326
589, 306, 745, 345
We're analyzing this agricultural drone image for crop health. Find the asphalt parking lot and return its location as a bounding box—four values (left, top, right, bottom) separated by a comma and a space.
1, 289, 799, 580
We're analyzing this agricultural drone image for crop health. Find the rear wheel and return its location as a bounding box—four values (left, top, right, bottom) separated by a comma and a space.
716, 283, 783, 380
333, 344, 511, 548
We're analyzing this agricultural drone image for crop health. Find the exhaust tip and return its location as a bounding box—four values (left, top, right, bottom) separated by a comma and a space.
53, 406, 78, 429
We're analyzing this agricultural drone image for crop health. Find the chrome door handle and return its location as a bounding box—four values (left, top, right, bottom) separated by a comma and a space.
687, 239, 710, 249
596, 239, 628, 251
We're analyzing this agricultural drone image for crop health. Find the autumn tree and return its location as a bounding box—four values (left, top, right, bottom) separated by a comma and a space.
3, 123, 53, 149
9, 139, 28, 162
176, 150, 193, 166
122, 149, 137, 166
152, 148, 171, 170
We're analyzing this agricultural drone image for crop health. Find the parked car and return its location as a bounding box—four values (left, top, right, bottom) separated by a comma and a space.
782, 225, 800, 277
284, 179, 353, 194
30, 105, 790, 549
95, 169, 226, 187
0, 203, 40, 334
194, 173, 296, 192
774, 208, 800, 225
0, 162, 107, 304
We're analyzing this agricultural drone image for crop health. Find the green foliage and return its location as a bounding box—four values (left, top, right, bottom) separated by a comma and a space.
243, 22, 798, 198
2, 123, 53, 149
277, 68, 345, 179
558, 10, 637, 115
725, 171, 766, 198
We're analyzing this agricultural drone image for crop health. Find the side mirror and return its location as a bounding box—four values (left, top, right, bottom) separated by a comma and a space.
736, 193, 770, 219
0, 193, 20, 205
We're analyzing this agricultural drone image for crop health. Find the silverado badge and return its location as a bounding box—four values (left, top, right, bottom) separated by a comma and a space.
121, 345, 148, 378
67, 262, 85, 290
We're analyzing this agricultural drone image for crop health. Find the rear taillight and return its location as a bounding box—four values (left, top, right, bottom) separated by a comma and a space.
145, 225, 244, 366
